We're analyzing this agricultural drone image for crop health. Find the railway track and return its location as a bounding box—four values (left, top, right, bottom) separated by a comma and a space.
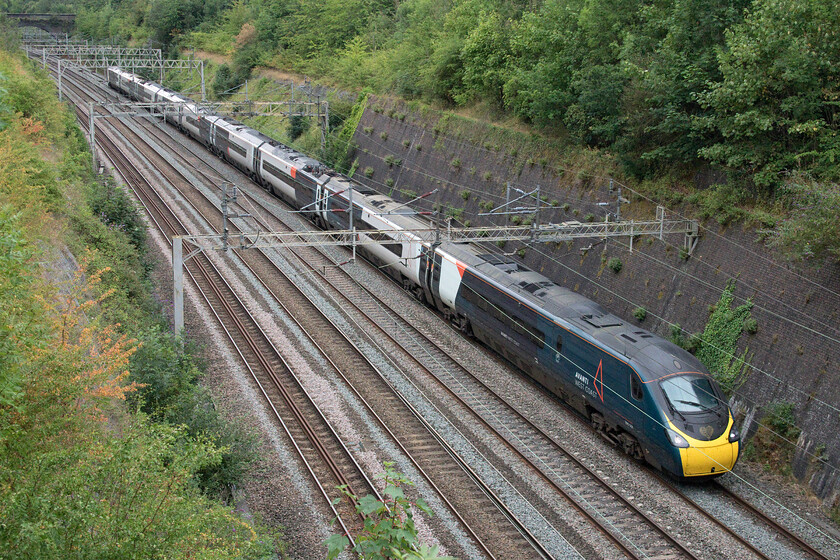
48, 57, 556, 559
45, 55, 380, 547
43, 54, 839, 560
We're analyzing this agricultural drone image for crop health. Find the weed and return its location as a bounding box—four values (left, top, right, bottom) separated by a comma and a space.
460, 190, 471, 201
633, 307, 647, 321
379, 131, 388, 141
364, 167, 374, 177
607, 257, 623, 273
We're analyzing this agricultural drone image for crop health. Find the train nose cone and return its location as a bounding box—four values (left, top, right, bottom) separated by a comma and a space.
682, 440, 738, 476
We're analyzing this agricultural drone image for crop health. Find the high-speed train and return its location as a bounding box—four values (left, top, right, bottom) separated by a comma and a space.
107, 66, 740, 478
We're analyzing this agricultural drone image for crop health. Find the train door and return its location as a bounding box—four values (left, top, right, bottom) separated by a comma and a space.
252, 145, 262, 183
419, 246, 440, 309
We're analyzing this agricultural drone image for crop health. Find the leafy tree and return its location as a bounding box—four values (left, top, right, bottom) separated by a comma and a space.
459, 10, 511, 106
771, 180, 840, 263
620, 0, 751, 172
698, 0, 840, 191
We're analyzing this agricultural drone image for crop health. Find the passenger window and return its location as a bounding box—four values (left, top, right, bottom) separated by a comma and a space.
631, 375, 643, 401
556, 337, 563, 354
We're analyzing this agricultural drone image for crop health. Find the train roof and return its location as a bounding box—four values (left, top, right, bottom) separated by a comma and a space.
441, 242, 708, 380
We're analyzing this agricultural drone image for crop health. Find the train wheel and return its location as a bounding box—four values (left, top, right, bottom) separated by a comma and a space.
590, 411, 606, 432
618, 432, 644, 461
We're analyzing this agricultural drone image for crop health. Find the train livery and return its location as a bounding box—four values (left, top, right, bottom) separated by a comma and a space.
107, 66, 740, 478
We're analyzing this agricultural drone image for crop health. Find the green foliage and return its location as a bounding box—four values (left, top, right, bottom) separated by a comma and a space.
460, 189, 470, 200
325, 90, 369, 173
698, 0, 840, 191
129, 327, 257, 495
0, 207, 35, 414
607, 257, 622, 273
289, 114, 310, 141
771, 181, 840, 263
695, 281, 755, 393
633, 307, 647, 321
745, 402, 802, 476
325, 463, 452, 560
364, 166, 375, 177
0, 50, 280, 557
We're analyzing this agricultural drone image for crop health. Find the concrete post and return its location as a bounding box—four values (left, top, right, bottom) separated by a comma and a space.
173, 236, 184, 334
200, 61, 206, 101
88, 101, 95, 170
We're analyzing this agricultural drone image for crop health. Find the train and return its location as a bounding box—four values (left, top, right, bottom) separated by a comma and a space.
106, 66, 740, 479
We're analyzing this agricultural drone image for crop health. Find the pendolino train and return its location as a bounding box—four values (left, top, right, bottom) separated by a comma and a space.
107, 66, 740, 478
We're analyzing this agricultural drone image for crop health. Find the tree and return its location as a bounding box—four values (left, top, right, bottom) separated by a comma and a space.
771, 180, 840, 263
698, 0, 840, 191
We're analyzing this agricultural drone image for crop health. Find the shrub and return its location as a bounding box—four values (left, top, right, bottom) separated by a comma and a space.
517, 248, 526, 258
584, 213, 595, 222
364, 167, 374, 177
379, 131, 388, 140
363, 126, 373, 134
384, 154, 396, 166
633, 307, 647, 321
607, 257, 622, 273
460, 190, 470, 201
744, 317, 758, 334
483, 171, 492, 181
385, 178, 395, 187
451, 157, 461, 169
402, 139, 410, 148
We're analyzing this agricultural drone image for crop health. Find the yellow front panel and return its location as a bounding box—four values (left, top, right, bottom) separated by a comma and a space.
670, 419, 739, 476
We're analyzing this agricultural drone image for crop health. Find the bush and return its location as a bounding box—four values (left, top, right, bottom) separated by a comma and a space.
460, 190, 470, 201
364, 166, 374, 177
607, 257, 622, 273
633, 307, 647, 321
289, 114, 309, 141
451, 157, 461, 169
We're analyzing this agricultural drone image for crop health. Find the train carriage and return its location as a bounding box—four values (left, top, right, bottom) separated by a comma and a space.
106, 66, 740, 479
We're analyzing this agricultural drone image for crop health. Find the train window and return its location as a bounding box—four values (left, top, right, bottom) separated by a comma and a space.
263, 161, 283, 178
631, 375, 643, 401
556, 336, 563, 355
228, 141, 247, 157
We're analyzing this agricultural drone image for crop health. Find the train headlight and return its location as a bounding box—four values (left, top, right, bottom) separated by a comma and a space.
728, 424, 740, 442
665, 429, 690, 448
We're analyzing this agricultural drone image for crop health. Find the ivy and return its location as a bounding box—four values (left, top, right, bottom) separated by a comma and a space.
696, 281, 755, 394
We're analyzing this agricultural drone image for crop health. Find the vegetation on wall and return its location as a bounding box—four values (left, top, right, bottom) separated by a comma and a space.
695, 281, 755, 394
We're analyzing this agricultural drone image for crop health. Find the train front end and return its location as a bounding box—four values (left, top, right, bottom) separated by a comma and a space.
658, 372, 740, 478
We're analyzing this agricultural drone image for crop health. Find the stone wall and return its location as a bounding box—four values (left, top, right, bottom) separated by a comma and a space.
350, 98, 840, 506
